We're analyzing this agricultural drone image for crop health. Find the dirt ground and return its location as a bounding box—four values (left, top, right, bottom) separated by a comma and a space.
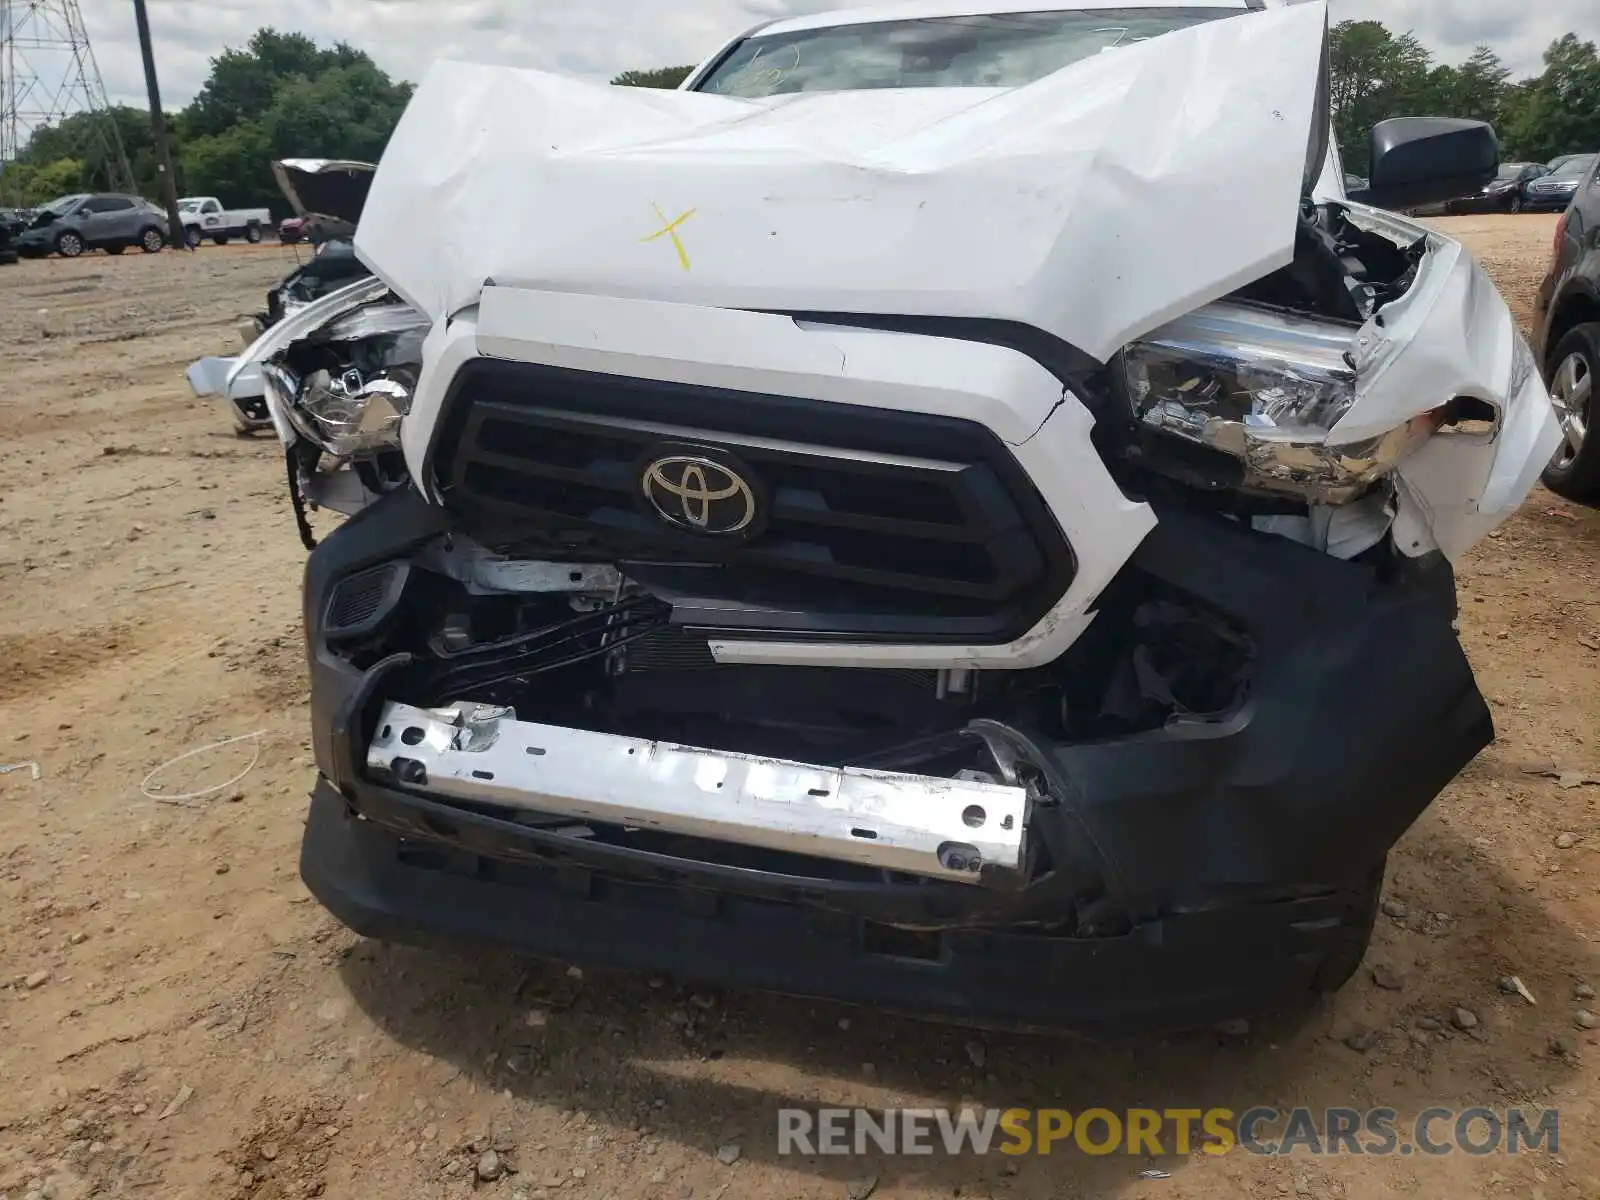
2, 217, 1598, 1200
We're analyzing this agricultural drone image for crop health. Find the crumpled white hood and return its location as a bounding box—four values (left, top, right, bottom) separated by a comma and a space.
356, 1, 1328, 363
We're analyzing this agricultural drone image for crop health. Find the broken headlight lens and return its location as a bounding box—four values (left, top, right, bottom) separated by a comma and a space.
293, 365, 415, 456
1121, 302, 1430, 505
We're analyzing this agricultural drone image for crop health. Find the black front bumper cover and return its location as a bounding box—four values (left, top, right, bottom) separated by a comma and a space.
296, 489, 1493, 1033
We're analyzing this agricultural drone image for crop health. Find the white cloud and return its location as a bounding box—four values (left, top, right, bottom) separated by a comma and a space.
71, 0, 1590, 111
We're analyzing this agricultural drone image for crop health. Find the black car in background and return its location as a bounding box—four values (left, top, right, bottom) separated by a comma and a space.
0, 206, 29, 264
1533, 154, 1600, 503
1444, 162, 1548, 213
1524, 154, 1598, 214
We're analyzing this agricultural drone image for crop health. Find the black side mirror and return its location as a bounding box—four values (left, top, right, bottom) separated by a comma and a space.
1349, 117, 1498, 211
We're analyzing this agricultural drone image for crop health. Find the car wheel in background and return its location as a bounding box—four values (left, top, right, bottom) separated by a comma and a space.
1543, 322, 1600, 504
245, 224, 263, 244
139, 227, 165, 253
212, 235, 230, 245
56, 231, 84, 258
184, 227, 202, 248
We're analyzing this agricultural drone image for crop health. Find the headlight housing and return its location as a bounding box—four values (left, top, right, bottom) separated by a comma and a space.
233, 276, 427, 457
1120, 302, 1436, 505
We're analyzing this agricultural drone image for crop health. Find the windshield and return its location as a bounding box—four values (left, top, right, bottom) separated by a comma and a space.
1497, 163, 1536, 180
696, 8, 1243, 96
42, 194, 86, 216
1552, 155, 1596, 180
178, 199, 202, 210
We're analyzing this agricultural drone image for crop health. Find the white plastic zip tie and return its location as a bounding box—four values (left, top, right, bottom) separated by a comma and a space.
140, 731, 267, 804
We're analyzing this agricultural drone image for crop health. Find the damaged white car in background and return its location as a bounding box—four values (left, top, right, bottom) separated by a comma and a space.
233, 0, 1561, 1032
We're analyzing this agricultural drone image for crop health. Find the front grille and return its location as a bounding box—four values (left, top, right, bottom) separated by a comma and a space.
428, 359, 1076, 645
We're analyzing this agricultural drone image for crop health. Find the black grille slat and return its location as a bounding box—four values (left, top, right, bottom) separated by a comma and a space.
427, 359, 1077, 645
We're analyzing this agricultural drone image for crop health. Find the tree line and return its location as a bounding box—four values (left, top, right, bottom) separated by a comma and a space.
1, 20, 1595, 210
1332, 22, 1600, 173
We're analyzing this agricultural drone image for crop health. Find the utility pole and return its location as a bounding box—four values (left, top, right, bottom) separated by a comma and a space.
131, 0, 186, 247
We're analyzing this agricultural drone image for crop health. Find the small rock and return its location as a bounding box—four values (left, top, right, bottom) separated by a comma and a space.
1577, 982, 1596, 1001
1555, 833, 1578, 850
1452, 1007, 1479, 1030
131, 1103, 148, 1116
68, 932, 87, 946
443, 1160, 463, 1178
837, 1017, 852, 1031
1550, 1033, 1578, 1057
477, 1150, 503, 1181
215, 864, 231, 876
24, 970, 51, 990
566, 966, 584, 981
1411, 1030, 1431, 1046
689, 993, 716, 1010
1576, 1010, 1599, 1030
650, 1167, 669, 1184
964, 1040, 986, 1069
572, 1166, 588, 1179
1416, 1016, 1443, 1032
716, 1142, 741, 1165
848, 1175, 880, 1200
1370, 964, 1405, 991
239, 1169, 255, 1187
259, 1143, 278, 1162
1344, 1029, 1381, 1053
60, 1118, 85, 1137
1381, 899, 1409, 919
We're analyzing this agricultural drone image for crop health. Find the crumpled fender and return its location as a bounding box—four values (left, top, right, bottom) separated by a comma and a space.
354, 2, 1330, 363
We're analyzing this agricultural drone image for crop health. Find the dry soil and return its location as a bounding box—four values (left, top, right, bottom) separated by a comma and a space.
2, 220, 1599, 1200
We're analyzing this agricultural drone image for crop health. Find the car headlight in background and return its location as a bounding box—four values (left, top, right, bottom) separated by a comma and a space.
1120, 302, 1442, 506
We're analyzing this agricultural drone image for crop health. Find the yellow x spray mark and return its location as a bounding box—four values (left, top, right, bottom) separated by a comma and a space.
642, 203, 697, 271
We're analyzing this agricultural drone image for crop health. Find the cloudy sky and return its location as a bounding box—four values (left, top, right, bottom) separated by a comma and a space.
69, 0, 1588, 111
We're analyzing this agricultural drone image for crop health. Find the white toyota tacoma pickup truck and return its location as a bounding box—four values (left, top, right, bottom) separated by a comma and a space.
178, 196, 272, 245
230, 0, 1561, 1032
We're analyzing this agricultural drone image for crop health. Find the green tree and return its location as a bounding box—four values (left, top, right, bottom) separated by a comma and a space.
1329, 20, 1439, 173
612, 66, 695, 89
179, 124, 275, 208
184, 29, 326, 138
1501, 34, 1600, 162
0, 157, 89, 205
260, 60, 413, 164
1425, 46, 1512, 127
171, 30, 413, 208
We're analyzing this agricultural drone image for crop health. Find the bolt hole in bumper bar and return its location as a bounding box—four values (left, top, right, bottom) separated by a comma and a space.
298, 491, 1496, 1029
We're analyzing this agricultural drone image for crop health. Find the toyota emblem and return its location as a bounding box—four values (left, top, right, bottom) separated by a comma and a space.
640, 452, 760, 536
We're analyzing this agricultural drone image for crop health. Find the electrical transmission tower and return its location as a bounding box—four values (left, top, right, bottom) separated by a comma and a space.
0, 0, 134, 197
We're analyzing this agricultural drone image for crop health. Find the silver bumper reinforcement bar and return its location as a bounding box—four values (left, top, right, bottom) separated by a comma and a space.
367, 702, 1029, 884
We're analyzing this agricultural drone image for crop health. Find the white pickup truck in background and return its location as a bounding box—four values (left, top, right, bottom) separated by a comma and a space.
178, 196, 272, 246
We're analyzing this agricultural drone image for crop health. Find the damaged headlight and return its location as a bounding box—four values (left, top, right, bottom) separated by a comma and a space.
1121, 302, 1433, 505
231, 276, 428, 457
291, 366, 416, 456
